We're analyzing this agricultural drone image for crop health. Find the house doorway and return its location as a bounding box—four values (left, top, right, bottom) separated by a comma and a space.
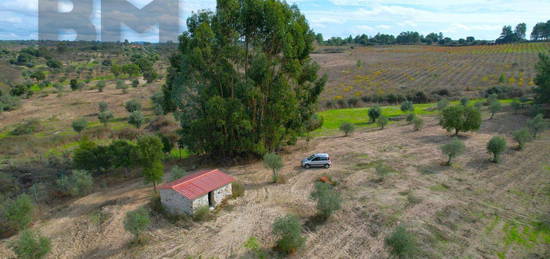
208, 191, 215, 207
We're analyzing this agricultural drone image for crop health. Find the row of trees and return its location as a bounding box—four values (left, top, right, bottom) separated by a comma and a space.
319, 32, 486, 47
319, 19, 550, 47
496, 23, 527, 44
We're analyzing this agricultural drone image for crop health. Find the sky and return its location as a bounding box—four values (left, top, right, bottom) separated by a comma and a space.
0, 0, 549, 42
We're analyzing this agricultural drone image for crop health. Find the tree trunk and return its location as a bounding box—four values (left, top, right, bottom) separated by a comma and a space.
454, 129, 459, 136
447, 156, 452, 166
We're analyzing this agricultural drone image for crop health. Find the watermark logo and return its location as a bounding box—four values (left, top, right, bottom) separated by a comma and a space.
39, 0, 179, 42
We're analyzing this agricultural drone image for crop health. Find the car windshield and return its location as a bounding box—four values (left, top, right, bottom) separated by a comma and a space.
308, 154, 316, 160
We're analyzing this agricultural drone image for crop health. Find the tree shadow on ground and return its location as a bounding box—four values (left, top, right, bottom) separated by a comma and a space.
415, 134, 471, 145
304, 214, 327, 232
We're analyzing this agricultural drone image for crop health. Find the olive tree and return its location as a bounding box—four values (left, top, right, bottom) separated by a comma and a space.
527, 114, 547, 138
512, 128, 532, 150
487, 136, 507, 163
124, 208, 150, 243
377, 115, 389, 129
339, 122, 355, 137
272, 215, 306, 254
440, 105, 482, 136
440, 138, 465, 166
489, 101, 502, 119
98, 102, 108, 112
1, 194, 35, 232
12, 230, 51, 259
96, 81, 106, 92
72, 118, 88, 134
56, 170, 94, 197
413, 117, 424, 131
310, 182, 341, 220
125, 99, 142, 113
128, 111, 145, 129
263, 153, 283, 183
368, 106, 382, 122
400, 101, 414, 113
98, 111, 113, 126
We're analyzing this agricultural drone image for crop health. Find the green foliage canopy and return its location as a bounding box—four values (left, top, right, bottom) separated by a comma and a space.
163, 0, 326, 157
272, 215, 306, 254
440, 105, 482, 136
487, 136, 507, 163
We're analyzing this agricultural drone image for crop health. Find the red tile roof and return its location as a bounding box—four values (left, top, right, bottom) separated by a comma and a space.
159, 169, 235, 200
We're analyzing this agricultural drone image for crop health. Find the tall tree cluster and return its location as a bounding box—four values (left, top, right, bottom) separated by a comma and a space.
496, 23, 527, 44
162, 0, 326, 157
531, 20, 550, 41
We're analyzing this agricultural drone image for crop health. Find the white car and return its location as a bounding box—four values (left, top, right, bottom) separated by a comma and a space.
301, 153, 331, 169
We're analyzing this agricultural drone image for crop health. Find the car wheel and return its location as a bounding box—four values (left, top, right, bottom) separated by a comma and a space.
324, 164, 330, 169
304, 164, 311, 169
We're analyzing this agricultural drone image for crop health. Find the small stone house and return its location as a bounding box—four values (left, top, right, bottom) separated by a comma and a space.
159, 169, 235, 215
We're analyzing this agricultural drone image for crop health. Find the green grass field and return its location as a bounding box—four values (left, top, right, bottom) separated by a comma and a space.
314, 99, 514, 135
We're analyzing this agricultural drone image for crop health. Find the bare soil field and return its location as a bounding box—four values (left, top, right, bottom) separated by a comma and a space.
314, 43, 550, 103
0, 81, 158, 129
2, 111, 549, 258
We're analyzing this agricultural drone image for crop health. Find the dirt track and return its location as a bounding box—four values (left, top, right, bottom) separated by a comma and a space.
1, 112, 549, 258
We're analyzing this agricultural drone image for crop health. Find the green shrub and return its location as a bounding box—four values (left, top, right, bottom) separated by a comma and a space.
73, 139, 114, 173
72, 118, 88, 133
1, 194, 35, 232
244, 236, 267, 259
377, 115, 389, 129
232, 182, 245, 199
56, 170, 94, 197
124, 208, 150, 242
440, 138, 465, 166
11, 230, 51, 259
375, 164, 394, 180
193, 206, 211, 222
385, 225, 418, 258
487, 136, 507, 163
0, 94, 21, 111
310, 182, 341, 220
339, 122, 355, 137
272, 215, 306, 254
125, 99, 142, 113
412, 117, 424, 131
128, 111, 145, 129
347, 97, 359, 107
512, 128, 532, 150
11, 119, 42, 136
